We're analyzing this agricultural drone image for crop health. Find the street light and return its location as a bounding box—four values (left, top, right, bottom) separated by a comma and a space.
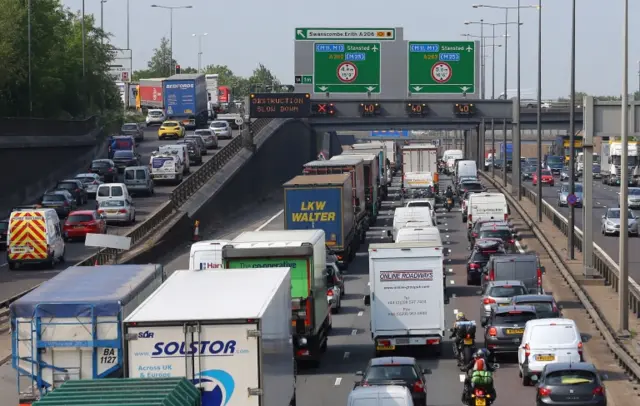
192, 33, 208, 73
100, 0, 107, 44
151, 4, 194, 76
535, 0, 543, 223
619, 0, 630, 333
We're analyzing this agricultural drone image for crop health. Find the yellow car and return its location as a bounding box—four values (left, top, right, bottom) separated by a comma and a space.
158, 121, 185, 140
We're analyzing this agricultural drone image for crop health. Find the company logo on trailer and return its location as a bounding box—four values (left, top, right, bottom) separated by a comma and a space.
138, 331, 155, 338
380, 270, 433, 282
150, 340, 246, 357
192, 369, 235, 406
166, 83, 195, 89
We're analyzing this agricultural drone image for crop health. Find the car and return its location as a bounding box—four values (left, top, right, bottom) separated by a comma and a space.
111, 150, 141, 173
619, 187, 640, 209
63, 210, 107, 241
326, 263, 345, 313
484, 305, 537, 358
97, 198, 136, 224
532, 169, 555, 186
468, 219, 511, 246
601, 207, 639, 236
209, 120, 232, 139
120, 122, 144, 142
466, 239, 506, 285
74, 173, 102, 198
0, 219, 8, 250
560, 166, 579, 182
521, 164, 537, 180
480, 280, 529, 327
476, 223, 518, 252
457, 181, 484, 197
145, 109, 166, 126
492, 158, 503, 169
592, 162, 602, 179
510, 294, 562, 318
534, 362, 607, 406
557, 182, 583, 207
177, 139, 203, 165
193, 129, 218, 149
355, 357, 431, 406
158, 120, 185, 139
89, 159, 117, 182
52, 179, 87, 205
457, 175, 479, 185
41, 190, 76, 218
185, 134, 208, 155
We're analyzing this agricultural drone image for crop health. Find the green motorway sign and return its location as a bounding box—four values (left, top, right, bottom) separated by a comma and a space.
295, 28, 395, 41
313, 42, 381, 94
407, 41, 476, 94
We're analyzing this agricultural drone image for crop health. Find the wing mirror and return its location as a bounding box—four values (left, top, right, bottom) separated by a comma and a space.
539, 266, 546, 274
530, 374, 538, 382
386, 230, 393, 238
422, 368, 432, 375
364, 295, 371, 306
443, 248, 450, 256
601, 215, 606, 219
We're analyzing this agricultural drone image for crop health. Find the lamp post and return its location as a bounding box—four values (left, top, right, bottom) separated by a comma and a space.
619, 0, 630, 333
463, 34, 505, 99
100, 0, 107, 44
151, 4, 194, 76
192, 33, 208, 73
568, 0, 577, 259
535, 1, 543, 222
81, 0, 85, 77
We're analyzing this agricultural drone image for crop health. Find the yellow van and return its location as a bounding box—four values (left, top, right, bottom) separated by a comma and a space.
7, 208, 65, 270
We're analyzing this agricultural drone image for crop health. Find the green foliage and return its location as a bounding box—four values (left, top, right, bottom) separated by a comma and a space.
0, 0, 123, 119
132, 36, 176, 80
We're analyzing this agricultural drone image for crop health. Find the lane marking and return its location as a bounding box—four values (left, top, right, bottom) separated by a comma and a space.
344, 352, 350, 359
334, 377, 342, 386
357, 311, 364, 316
459, 374, 466, 383
256, 209, 284, 231
515, 240, 526, 254
351, 329, 358, 335
448, 268, 453, 273
450, 279, 455, 285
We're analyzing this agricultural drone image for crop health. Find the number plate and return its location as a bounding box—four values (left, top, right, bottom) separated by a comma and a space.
376, 345, 395, 351
396, 338, 410, 345
12, 246, 28, 253
506, 328, 524, 335
498, 303, 510, 306
463, 338, 473, 345
475, 399, 486, 406
106, 210, 118, 214
535, 354, 555, 361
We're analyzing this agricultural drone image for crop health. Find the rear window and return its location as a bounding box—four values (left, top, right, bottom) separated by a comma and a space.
545, 370, 597, 385
91, 161, 110, 168
195, 130, 212, 136
76, 176, 95, 184
365, 365, 418, 381
43, 194, 65, 202
111, 186, 124, 197
407, 202, 431, 208
56, 182, 76, 190
494, 311, 537, 324
124, 170, 135, 180
163, 122, 178, 127
518, 301, 554, 315
472, 252, 493, 262
489, 286, 528, 298
97, 187, 110, 197
67, 214, 94, 223
530, 324, 578, 345
479, 229, 511, 240
114, 150, 134, 158
100, 200, 125, 207
463, 183, 483, 191
136, 169, 147, 179
210, 122, 227, 128
122, 124, 137, 131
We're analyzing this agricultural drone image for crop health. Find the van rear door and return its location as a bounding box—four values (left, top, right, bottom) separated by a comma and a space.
513, 257, 538, 292
494, 258, 518, 281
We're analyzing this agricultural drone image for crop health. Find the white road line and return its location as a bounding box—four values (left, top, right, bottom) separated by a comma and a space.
334, 377, 342, 386
453, 308, 459, 314
450, 279, 455, 285
351, 329, 358, 335
515, 240, 526, 254
255, 209, 284, 231
459, 374, 466, 383
357, 311, 364, 317
344, 352, 350, 359
448, 268, 453, 273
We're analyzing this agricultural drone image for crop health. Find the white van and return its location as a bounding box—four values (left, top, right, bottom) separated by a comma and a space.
150, 151, 184, 183
392, 207, 434, 240
518, 318, 583, 384
455, 160, 478, 181
96, 183, 132, 207
7, 208, 65, 270
404, 199, 437, 224
158, 144, 190, 174
467, 193, 508, 228
442, 149, 464, 162
347, 386, 414, 406
188, 239, 230, 270
395, 227, 442, 246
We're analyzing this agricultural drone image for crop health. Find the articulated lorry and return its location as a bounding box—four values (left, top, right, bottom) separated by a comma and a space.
401, 143, 438, 175
163, 73, 208, 129
205, 73, 219, 118
601, 138, 639, 186
124, 268, 295, 406
332, 153, 380, 222
346, 142, 389, 198
11, 264, 165, 403
222, 230, 331, 366
138, 78, 165, 109
284, 174, 361, 268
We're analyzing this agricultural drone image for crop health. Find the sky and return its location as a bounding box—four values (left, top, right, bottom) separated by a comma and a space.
63, 0, 640, 99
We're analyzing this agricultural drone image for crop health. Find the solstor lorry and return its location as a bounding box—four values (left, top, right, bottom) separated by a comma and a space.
124, 268, 295, 406
222, 230, 331, 366
11, 264, 166, 403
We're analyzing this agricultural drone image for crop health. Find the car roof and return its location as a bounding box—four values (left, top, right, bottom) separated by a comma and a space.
512, 294, 555, 303
211, 120, 228, 124
493, 304, 536, 315
59, 179, 80, 183
487, 280, 526, 287
93, 159, 114, 163
122, 122, 138, 125
479, 224, 510, 230
69, 210, 96, 215
542, 362, 598, 375
76, 173, 98, 177
49, 190, 69, 195
369, 356, 416, 366
163, 120, 179, 124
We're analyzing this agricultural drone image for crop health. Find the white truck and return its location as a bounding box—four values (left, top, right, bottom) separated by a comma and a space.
442, 149, 464, 174
124, 268, 296, 406
402, 143, 438, 175
205, 73, 219, 118
11, 264, 166, 403
149, 151, 184, 184
601, 139, 639, 186
366, 241, 447, 356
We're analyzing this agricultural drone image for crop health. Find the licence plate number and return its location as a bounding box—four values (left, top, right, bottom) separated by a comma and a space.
395, 338, 409, 345
157, 175, 172, 179
463, 338, 473, 345
506, 329, 524, 335
376, 345, 395, 351
475, 399, 486, 406
498, 303, 510, 306
12, 246, 29, 253
535, 354, 555, 361
106, 210, 118, 214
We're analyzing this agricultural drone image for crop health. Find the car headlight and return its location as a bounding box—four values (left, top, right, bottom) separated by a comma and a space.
606, 221, 615, 226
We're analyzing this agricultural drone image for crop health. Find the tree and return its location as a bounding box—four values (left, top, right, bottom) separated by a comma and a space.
249, 63, 280, 92
203, 65, 235, 85
133, 37, 176, 80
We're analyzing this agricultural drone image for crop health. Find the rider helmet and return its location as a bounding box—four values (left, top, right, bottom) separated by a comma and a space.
455, 312, 466, 321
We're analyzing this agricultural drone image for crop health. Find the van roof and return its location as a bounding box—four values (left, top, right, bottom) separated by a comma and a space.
192, 239, 231, 248
284, 173, 350, 186
370, 241, 443, 250
526, 318, 576, 327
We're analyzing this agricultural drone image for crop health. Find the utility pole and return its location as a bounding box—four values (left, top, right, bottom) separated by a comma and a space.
568, 0, 577, 259
100, 0, 107, 45
27, 0, 33, 116
619, 0, 630, 333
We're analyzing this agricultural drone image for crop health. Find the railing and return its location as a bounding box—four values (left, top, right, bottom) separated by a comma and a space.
482, 170, 640, 381
0, 116, 98, 137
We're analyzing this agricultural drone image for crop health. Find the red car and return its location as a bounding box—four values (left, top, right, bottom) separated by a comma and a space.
532, 169, 554, 186
63, 210, 107, 241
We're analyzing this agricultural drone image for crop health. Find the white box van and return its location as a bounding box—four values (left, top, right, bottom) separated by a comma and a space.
518, 318, 584, 384
158, 144, 190, 174
347, 386, 414, 406
467, 193, 508, 228
455, 160, 478, 181
392, 207, 434, 240
188, 239, 230, 270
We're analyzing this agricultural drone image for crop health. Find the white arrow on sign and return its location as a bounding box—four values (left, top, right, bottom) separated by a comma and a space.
297, 29, 305, 38
372, 45, 379, 52
460, 86, 471, 92
365, 86, 376, 92
413, 86, 423, 91
318, 86, 329, 91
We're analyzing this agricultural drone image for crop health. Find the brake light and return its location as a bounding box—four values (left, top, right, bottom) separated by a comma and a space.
361, 381, 369, 387
508, 239, 515, 244
483, 298, 496, 305
474, 389, 484, 396
537, 268, 542, 287
75, 188, 82, 192
524, 343, 530, 358
578, 341, 583, 356
538, 387, 551, 396
508, 310, 522, 314
489, 268, 495, 280
487, 327, 497, 336
592, 386, 605, 395
412, 381, 424, 393
378, 339, 391, 347
464, 189, 468, 193
327, 289, 334, 297
552, 303, 558, 312
97, 209, 104, 214
118, 209, 128, 213
504, 213, 509, 221
472, 232, 478, 237
469, 263, 481, 270
468, 214, 472, 222
465, 334, 471, 339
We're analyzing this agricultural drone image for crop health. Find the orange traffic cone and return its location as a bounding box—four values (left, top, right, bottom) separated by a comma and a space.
192, 220, 201, 241
94, 259, 99, 266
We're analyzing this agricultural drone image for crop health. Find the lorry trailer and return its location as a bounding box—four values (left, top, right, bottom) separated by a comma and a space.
344, 143, 388, 199
331, 154, 380, 223
163, 73, 208, 129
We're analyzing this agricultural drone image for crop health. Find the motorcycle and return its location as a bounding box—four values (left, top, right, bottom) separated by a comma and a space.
458, 334, 476, 370
446, 197, 454, 212
468, 387, 493, 406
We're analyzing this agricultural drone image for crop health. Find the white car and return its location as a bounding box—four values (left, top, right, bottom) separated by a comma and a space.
209, 120, 232, 139
74, 173, 102, 198
193, 129, 218, 149
97, 198, 136, 225
145, 109, 165, 125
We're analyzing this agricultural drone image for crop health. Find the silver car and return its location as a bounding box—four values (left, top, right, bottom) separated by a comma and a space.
557, 182, 583, 207
193, 129, 218, 149
601, 207, 639, 236
209, 120, 232, 139
621, 188, 640, 209
74, 173, 102, 198
145, 109, 166, 126
480, 280, 529, 327
98, 198, 136, 225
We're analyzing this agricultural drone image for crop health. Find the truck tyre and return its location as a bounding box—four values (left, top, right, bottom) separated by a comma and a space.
290, 395, 296, 406
8, 261, 16, 270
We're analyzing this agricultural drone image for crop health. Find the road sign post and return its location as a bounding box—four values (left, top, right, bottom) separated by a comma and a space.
313, 42, 381, 94
407, 41, 476, 95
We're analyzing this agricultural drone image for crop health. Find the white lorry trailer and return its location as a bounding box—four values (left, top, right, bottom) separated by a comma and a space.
366, 241, 447, 356
124, 268, 295, 406
402, 144, 438, 175
10, 264, 166, 403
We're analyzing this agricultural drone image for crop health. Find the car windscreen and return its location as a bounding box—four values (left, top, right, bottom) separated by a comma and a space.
365, 365, 418, 381
210, 122, 227, 128
43, 194, 65, 202
67, 214, 94, 223
489, 285, 528, 298
113, 150, 134, 159
493, 311, 537, 324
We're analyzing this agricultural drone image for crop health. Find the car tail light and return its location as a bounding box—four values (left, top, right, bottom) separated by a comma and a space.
76, 188, 82, 192
524, 343, 530, 358
97, 210, 105, 214
361, 381, 369, 387
472, 232, 478, 237
592, 386, 605, 395
483, 298, 496, 305
412, 381, 425, 393
118, 209, 128, 213
504, 213, 509, 221
378, 339, 391, 346
327, 289, 334, 297
508, 239, 515, 244
487, 327, 497, 336
468, 214, 472, 222
537, 268, 542, 287
578, 341, 583, 356
538, 387, 551, 396
552, 303, 558, 312
469, 263, 481, 270
489, 268, 495, 280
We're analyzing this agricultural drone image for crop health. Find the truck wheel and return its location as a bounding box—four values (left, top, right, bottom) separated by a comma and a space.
290, 395, 297, 406
8, 261, 16, 270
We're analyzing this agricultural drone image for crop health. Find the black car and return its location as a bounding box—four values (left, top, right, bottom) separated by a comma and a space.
510, 294, 562, 318
484, 305, 537, 358
535, 362, 607, 406
477, 223, 517, 252
457, 181, 485, 197
41, 191, 76, 218
120, 122, 144, 142
522, 165, 537, 180
112, 150, 141, 172
90, 159, 117, 182
468, 219, 511, 245
53, 179, 87, 205
0, 219, 8, 250
177, 139, 203, 165
355, 357, 431, 406
466, 239, 506, 285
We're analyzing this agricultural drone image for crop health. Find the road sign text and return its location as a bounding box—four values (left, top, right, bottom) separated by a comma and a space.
249, 93, 311, 118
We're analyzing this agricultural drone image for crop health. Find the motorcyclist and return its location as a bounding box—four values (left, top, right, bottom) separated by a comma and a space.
462, 349, 497, 403
444, 186, 455, 207
449, 312, 471, 360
